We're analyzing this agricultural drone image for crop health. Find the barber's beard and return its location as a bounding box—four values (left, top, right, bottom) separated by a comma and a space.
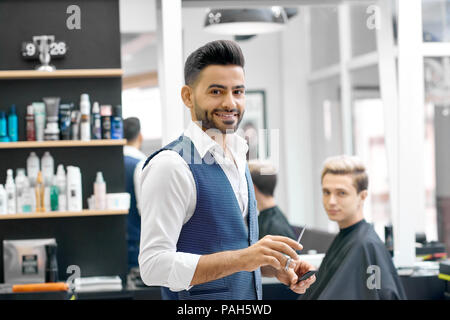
193, 102, 244, 134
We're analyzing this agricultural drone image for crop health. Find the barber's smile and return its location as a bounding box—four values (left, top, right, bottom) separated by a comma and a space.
213, 111, 239, 122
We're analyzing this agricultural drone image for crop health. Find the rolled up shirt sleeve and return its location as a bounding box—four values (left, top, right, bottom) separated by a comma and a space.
138, 150, 200, 292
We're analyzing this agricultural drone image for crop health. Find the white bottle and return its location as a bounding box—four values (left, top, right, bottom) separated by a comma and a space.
56, 164, 67, 212
41, 151, 54, 186
80, 93, 91, 141
67, 166, 82, 211
0, 185, 7, 214
94, 171, 106, 210
22, 177, 33, 213
5, 169, 16, 214
27, 152, 40, 187
15, 168, 26, 213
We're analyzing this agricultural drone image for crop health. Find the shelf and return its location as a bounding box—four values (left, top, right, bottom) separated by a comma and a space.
0, 139, 126, 149
0, 209, 128, 220
0, 69, 123, 80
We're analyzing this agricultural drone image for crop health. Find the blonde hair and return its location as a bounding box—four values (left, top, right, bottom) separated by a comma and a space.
321, 155, 368, 193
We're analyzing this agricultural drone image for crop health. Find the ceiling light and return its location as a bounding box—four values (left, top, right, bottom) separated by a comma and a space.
204, 8, 287, 35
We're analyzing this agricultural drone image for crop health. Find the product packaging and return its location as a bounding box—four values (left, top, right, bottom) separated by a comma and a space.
27, 152, 40, 187
41, 151, 54, 186
26, 104, 36, 141
70, 110, 81, 140
33, 102, 46, 142
91, 102, 102, 140
94, 171, 106, 210
59, 103, 73, 140
67, 166, 82, 211
111, 105, 123, 139
0, 184, 7, 214
80, 94, 91, 141
35, 171, 45, 212
0, 111, 10, 142
5, 169, 16, 214
56, 164, 67, 212
100, 105, 112, 139
8, 105, 18, 142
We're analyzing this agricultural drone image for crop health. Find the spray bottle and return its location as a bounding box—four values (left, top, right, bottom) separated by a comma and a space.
5, 169, 16, 214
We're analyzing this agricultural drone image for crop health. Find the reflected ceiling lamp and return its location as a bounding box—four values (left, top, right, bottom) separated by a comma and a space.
203, 7, 288, 36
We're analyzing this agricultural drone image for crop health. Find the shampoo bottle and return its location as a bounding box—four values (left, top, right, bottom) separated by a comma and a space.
50, 176, 59, 212
5, 169, 16, 214
0, 111, 10, 142
15, 168, 26, 213
94, 171, 106, 210
7, 105, 18, 142
27, 152, 40, 187
35, 171, 45, 212
80, 94, 91, 141
67, 166, 82, 211
41, 151, 55, 186
111, 105, 123, 139
100, 105, 112, 139
26, 104, 36, 141
0, 185, 7, 214
91, 102, 102, 140
56, 164, 67, 212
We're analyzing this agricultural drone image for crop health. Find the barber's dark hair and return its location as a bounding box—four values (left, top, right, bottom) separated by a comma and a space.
184, 40, 245, 86
248, 161, 277, 197
123, 117, 141, 142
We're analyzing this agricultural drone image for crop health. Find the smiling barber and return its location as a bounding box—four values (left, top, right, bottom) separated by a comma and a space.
138, 40, 315, 300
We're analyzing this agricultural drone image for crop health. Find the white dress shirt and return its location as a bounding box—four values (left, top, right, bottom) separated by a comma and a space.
123, 145, 147, 216
138, 121, 249, 291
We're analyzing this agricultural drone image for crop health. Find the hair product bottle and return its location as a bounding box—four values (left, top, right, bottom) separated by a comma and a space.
35, 171, 45, 212
56, 164, 67, 212
111, 105, 123, 139
0, 184, 7, 214
15, 168, 27, 213
0, 111, 10, 142
91, 102, 102, 140
41, 151, 54, 187
94, 171, 106, 210
8, 105, 18, 142
5, 169, 16, 214
27, 152, 40, 187
80, 94, 91, 141
26, 104, 36, 141
67, 166, 82, 211
100, 105, 112, 139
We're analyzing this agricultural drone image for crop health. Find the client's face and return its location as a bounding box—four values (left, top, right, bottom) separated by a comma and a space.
321, 173, 365, 228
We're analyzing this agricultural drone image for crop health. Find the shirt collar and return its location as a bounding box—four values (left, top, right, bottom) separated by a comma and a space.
183, 120, 249, 160
123, 145, 147, 160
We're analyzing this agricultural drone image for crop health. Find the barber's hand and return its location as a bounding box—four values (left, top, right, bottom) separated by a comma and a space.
276, 260, 316, 294
238, 235, 302, 272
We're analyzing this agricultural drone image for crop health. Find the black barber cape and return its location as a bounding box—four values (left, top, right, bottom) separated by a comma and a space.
299, 219, 407, 300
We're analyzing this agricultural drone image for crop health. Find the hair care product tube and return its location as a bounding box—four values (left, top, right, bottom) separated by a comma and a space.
111, 105, 123, 139
67, 166, 82, 211
91, 102, 101, 140
50, 178, 59, 212
94, 171, 106, 210
43, 97, 60, 124
26, 104, 36, 141
33, 102, 46, 141
100, 105, 112, 139
8, 105, 18, 142
5, 169, 16, 214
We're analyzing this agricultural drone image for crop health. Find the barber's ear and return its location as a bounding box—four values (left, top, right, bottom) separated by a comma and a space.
360, 190, 368, 201
181, 85, 194, 109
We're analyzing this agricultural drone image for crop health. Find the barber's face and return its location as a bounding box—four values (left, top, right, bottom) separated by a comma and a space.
182, 65, 245, 134
322, 173, 367, 227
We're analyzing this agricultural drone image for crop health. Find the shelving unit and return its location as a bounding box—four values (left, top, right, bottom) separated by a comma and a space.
0, 209, 128, 220
0, 0, 127, 283
0, 139, 126, 149
0, 69, 123, 79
